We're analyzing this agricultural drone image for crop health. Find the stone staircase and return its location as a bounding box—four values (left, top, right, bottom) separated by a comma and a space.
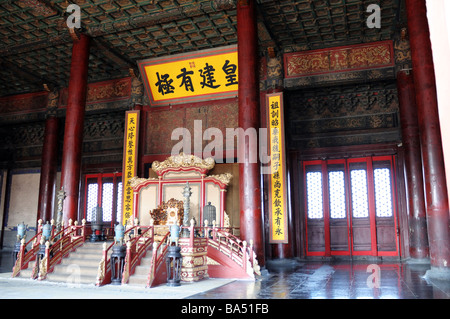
16, 263, 36, 279
125, 249, 153, 286
44, 242, 106, 285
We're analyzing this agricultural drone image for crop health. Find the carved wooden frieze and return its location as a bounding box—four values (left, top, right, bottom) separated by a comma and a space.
286, 80, 400, 149
283, 41, 395, 88
81, 111, 125, 165
59, 77, 132, 110
0, 121, 46, 167
0, 91, 48, 115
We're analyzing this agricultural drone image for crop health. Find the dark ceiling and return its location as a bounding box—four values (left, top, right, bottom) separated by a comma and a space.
0, 0, 402, 98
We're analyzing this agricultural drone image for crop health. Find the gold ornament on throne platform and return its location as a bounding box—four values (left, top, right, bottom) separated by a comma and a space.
150, 198, 184, 226
150, 198, 184, 241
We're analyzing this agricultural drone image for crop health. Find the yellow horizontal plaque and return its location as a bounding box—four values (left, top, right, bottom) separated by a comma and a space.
138, 45, 238, 106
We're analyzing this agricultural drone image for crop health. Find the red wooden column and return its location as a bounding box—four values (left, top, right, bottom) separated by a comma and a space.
37, 115, 59, 223
396, 70, 429, 261
60, 34, 91, 224
406, 0, 450, 277
237, 0, 264, 266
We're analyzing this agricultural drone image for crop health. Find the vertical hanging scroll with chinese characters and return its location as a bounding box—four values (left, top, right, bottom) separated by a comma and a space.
138, 45, 238, 106
122, 110, 140, 226
267, 92, 288, 243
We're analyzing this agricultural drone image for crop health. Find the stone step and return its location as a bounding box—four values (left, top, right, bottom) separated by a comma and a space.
126, 274, 148, 286
46, 272, 97, 285
17, 268, 34, 279
51, 264, 99, 276
43, 242, 111, 284
61, 257, 102, 267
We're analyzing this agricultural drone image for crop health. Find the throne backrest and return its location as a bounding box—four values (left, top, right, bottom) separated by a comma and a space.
150, 198, 184, 226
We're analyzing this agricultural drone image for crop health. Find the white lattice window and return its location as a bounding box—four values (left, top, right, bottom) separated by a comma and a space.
102, 183, 114, 222
84, 173, 122, 223
350, 169, 369, 218
374, 168, 393, 217
86, 183, 98, 222
116, 182, 123, 223
306, 171, 323, 219
329, 171, 346, 219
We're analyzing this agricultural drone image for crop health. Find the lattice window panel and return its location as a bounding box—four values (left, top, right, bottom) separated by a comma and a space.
86, 183, 98, 222
350, 169, 369, 218
306, 171, 323, 219
116, 182, 123, 223
102, 183, 114, 222
374, 168, 393, 217
328, 171, 346, 219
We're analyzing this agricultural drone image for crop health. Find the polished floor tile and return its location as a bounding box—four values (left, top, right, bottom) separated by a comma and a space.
188, 260, 450, 299
3, 248, 450, 299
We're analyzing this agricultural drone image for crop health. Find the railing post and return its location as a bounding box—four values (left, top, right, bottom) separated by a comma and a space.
249, 239, 254, 267
147, 241, 159, 287
38, 241, 51, 280
81, 219, 86, 242
36, 219, 43, 243
204, 220, 208, 238
121, 241, 132, 284
72, 220, 78, 248
189, 219, 195, 246
242, 240, 247, 273
11, 238, 26, 277
229, 236, 234, 261
212, 220, 217, 240
50, 219, 55, 238
217, 232, 221, 251
96, 242, 108, 286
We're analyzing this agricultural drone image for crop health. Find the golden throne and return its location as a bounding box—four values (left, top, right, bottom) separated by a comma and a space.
150, 198, 184, 241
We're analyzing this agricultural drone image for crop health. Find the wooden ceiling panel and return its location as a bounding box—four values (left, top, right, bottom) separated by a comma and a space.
0, 0, 401, 97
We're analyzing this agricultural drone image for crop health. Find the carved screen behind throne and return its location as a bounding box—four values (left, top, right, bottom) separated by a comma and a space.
131, 153, 232, 227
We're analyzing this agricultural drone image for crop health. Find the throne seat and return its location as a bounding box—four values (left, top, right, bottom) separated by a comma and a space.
150, 198, 184, 242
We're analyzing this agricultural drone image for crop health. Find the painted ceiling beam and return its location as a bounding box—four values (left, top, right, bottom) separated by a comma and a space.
86, 0, 236, 37
0, 57, 58, 91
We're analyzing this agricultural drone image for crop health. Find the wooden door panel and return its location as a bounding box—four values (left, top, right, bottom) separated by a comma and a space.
307, 222, 325, 252
376, 218, 397, 252
329, 222, 349, 251
303, 156, 399, 257
352, 220, 372, 251
373, 161, 398, 254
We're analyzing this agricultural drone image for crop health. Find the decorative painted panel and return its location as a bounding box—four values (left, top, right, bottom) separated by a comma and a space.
284, 41, 395, 78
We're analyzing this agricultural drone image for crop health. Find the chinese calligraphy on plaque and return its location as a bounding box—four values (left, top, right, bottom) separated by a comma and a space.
267, 92, 288, 243
138, 45, 238, 106
122, 111, 139, 226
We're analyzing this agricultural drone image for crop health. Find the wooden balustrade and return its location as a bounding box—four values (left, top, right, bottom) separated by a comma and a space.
121, 226, 154, 284
38, 219, 86, 280
12, 216, 260, 285
96, 222, 154, 286
12, 219, 45, 278
146, 232, 170, 288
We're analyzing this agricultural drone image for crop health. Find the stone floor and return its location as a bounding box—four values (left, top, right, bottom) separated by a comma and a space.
189, 259, 450, 299
2, 249, 450, 299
